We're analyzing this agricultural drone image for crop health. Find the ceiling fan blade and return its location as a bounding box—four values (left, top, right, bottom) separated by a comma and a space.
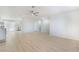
35, 12, 39, 14
32, 6, 35, 8
30, 11, 34, 13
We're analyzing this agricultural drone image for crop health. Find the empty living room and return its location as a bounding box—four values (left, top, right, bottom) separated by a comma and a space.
0, 6, 79, 52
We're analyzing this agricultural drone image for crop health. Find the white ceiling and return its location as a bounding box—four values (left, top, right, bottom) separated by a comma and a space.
0, 6, 79, 19
39, 6, 79, 16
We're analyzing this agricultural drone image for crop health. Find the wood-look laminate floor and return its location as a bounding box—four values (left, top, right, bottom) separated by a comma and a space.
0, 32, 79, 52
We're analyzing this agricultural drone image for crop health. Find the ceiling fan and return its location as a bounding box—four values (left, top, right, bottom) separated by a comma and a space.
29, 6, 40, 16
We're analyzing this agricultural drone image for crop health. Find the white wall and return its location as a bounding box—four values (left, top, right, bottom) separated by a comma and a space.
50, 9, 79, 40
22, 16, 35, 32
41, 18, 49, 32
22, 21, 34, 32
33, 18, 49, 32
34, 20, 41, 32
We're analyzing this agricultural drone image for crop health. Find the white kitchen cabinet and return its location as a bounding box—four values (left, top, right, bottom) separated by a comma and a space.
0, 27, 6, 42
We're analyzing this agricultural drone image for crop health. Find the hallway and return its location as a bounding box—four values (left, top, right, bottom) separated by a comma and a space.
0, 32, 79, 52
